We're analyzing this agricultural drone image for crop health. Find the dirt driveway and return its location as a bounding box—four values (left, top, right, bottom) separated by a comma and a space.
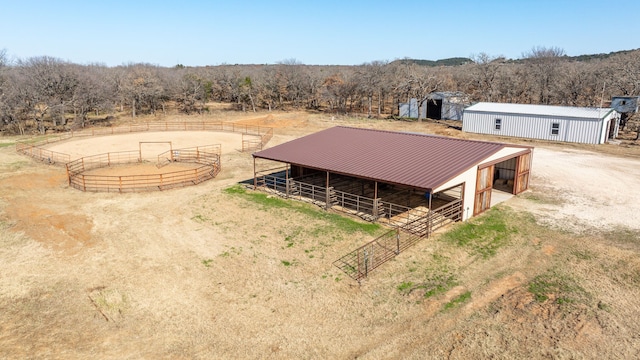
514, 147, 640, 232
1, 112, 639, 359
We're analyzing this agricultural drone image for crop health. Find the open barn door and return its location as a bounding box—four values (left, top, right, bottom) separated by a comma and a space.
474, 165, 494, 216
514, 151, 531, 194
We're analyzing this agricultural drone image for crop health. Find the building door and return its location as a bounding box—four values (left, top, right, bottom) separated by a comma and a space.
474, 165, 494, 215
514, 152, 531, 195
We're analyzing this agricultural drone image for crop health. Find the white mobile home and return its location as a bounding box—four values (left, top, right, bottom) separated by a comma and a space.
462, 102, 620, 144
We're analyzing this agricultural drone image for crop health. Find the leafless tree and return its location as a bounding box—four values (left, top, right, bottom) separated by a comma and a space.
356, 60, 388, 117
521, 46, 567, 104
469, 53, 505, 102
120, 64, 164, 117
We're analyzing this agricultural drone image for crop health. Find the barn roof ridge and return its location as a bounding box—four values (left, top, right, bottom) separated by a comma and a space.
465, 102, 614, 119
332, 125, 517, 147
254, 126, 528, 191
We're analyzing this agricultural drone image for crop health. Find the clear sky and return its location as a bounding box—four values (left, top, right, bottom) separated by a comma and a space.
1, 0, 639, 67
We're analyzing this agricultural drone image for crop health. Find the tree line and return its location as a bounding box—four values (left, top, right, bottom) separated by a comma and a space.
0, 47, 639, 135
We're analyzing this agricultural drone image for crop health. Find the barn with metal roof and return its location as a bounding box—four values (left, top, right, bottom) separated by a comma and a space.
462, 102, 620, 144
252, 126, 532, 236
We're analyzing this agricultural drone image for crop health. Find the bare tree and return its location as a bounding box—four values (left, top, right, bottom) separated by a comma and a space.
356, 60, 388, 117
469, 53, 505, 102
120, 64, 164, 118
521, 46, 567, 104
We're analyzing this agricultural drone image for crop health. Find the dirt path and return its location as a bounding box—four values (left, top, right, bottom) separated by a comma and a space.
511, 147, 640, 232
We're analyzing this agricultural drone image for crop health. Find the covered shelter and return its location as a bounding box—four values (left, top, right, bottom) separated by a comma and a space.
252, 127, 532, 236
462, 102, 620, 144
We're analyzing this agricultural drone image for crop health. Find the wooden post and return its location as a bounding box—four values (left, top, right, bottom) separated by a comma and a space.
428, 191, 433, 237
325, 171, 330, 210
253, 157, 257, 190
285, 164, 290, 198
373, 181, 378, 218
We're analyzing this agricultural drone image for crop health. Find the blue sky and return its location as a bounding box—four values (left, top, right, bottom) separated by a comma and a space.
1, 0, 639, 67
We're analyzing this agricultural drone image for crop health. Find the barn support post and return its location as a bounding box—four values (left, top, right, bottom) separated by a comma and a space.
325, 171, 330, 210
460, 182, 466, 221
285, 163, 290, 198
373, 181, 379, 218
428, 191, 433, 237
253, 157, 257, 190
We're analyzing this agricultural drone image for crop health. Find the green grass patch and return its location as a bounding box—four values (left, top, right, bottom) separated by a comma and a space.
191, 214, 209, 223
571, 249, 596, 261
601, 227, 640, 250
398, 271, 457, 298
202, 259, 213, 267
224, 185, 381, 235
281, 259, 299, 267
443, 291, 471, 310
521, 192, 563, 205
439, 206, 518, 258
528, 270, 589, 306
0, 142, 16, 148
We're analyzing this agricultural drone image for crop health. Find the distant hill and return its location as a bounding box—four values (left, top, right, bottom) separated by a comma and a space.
396, 48, 639, 67
569, 48, 639, 62
391, 57, 473, 67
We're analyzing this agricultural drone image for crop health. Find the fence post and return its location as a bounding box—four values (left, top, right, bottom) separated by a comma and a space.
373, 198, 378, 219
82, 175, 86, 192
396, 229, 400, 254
286, 178, 290, 198
364, 249, 369, 278
194, 168, 198, 183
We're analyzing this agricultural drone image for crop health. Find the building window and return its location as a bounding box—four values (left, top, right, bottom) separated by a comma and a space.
495, 118, 502, 131
551, 122, 560, 135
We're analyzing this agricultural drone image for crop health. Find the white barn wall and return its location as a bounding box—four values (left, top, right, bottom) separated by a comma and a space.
432, 146, 530, 221
433, 167, 477, 221
462, 103, 618, 145
463, 112, 607, 144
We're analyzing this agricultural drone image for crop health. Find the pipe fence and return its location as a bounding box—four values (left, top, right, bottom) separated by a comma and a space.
16, 121, 272, 164
67, 145, 221, 193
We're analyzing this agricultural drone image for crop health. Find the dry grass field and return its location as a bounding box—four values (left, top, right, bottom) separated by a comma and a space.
1, 110, 640, 359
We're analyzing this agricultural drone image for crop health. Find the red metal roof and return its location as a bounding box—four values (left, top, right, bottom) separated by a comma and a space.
253, 126, 510, 191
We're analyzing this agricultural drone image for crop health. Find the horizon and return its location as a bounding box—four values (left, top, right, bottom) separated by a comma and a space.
2, 0, 640, 67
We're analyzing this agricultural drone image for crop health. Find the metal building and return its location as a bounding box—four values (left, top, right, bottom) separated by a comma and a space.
462, 102, 620, 144
399, 92, 470, 120
611, 96, 640, 114
253, 126, 532, 222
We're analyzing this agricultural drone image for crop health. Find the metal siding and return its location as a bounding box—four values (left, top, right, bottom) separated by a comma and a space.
463, 110, 603, 144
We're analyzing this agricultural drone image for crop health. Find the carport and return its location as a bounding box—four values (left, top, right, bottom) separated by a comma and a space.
252, 126, 532, 235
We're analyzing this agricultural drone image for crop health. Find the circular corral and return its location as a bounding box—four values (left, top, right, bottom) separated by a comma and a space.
46, 131, 249, 193
46, 131, 246, 159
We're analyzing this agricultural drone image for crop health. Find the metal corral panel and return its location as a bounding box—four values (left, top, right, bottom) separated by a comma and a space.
462, 102, 617, 144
